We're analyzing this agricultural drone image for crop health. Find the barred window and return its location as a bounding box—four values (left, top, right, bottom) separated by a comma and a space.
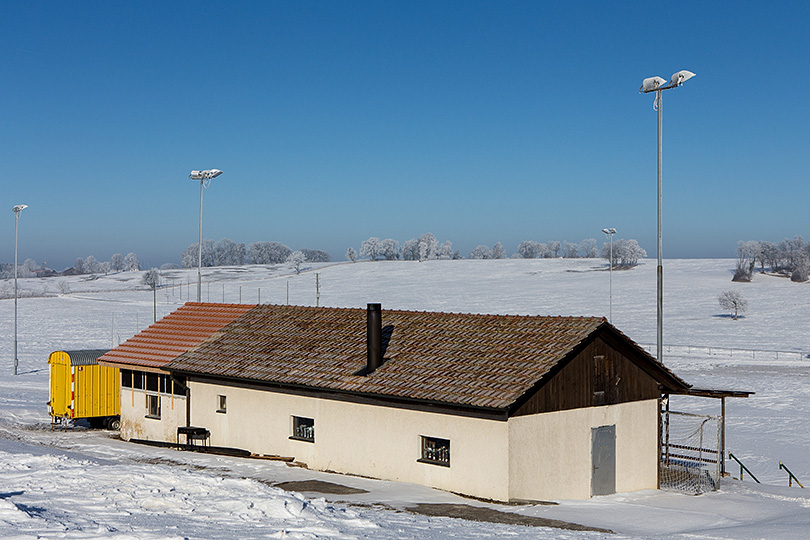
290, 416, 314, 442
419, 436, 450, 467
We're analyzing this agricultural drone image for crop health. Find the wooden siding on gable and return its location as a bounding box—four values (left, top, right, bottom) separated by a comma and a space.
511, 336, 662, 416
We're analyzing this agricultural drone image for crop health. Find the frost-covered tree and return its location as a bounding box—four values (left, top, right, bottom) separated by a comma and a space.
437, 240, 454, 260
580, 238, 598, 258
491, 242, 506, 259
345, 247, 357, 262
302, 249, 331, 263
602, 239, 646, 268
247, 241, 292, 264
402, 238, 419, 261
181, 241, 214, 268
759, 241, 777, 273
99, 261, 111, 274
110, 253, 124, 272
214, 238, 246, 266
791, 254, 809, 282
83, 255, 101, 274
517, 240, 544, 259
380, 239, 401, 261
74, 257, 84, 274
287, 250, 305, 274
469, 245, 491, 259
562, 242, 579, 258
733, 240, 760, 282
718, 290, 748, 320
142, 268, 160, 322
360, 237, 381, 261
141, 268, 160, 289
548, 241, 561, 258
418, 233, 438, 261
123, 252, 140, 271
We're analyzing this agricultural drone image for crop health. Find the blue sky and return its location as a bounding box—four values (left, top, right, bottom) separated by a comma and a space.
2, 1, 808, 270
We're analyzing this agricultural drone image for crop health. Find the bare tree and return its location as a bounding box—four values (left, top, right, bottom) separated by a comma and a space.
345, 247, 357, 262
718, 290, 748, 320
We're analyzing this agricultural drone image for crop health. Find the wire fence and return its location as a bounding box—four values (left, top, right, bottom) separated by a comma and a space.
638, 343, 808, 363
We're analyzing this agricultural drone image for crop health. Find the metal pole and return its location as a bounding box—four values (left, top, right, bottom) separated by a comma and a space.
197, 178, 203, 302
13, 211, 19, 376
657, 88, 664, 364
609, 233, 613, 323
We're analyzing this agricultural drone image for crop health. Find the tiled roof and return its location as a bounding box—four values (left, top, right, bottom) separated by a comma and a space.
165, 304, 612, 410
98, 303, 254, 370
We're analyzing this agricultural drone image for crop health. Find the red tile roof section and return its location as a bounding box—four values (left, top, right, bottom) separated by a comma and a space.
165, 304, 609, 409
98, 303, 255, 370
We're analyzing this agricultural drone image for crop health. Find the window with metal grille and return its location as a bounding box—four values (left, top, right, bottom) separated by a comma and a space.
290, 416, 314, 442
419, 436, 450, 467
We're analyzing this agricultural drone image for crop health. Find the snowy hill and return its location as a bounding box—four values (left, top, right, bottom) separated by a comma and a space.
1, 258, 809, 539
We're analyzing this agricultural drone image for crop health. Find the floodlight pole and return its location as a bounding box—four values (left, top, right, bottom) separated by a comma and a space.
656, 87, 663, 365
12, 204, 28, 376
640, 70, 694, 364
189, 169, 222, 303
602, 228, 616, 323
197, 176, 203, 303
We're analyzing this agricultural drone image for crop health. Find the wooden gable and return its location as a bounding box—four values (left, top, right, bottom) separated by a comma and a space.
510, 328, 679, 417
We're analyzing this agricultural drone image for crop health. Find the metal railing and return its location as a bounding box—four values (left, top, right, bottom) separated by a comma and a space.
640, 343, 807, 363
779, 462, 805, 488
727, 452, 760, 483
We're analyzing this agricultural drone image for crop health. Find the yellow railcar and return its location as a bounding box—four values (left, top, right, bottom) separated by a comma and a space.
48, 349, 120, 429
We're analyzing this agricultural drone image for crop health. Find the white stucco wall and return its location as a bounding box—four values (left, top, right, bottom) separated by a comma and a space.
508, 399, 659, 501
190, 381, 511, 501
119, 388, 186, 443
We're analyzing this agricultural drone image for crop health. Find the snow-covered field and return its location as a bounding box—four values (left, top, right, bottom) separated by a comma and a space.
1, 258, 809, 539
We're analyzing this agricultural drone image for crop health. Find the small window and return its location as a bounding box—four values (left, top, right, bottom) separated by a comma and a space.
146, 394, 161, 419
290, 416, 314, 442
133, 372, 144, 390
419, 436, 450, 467
121, 369, 132, 388
217, 395, 227, 414
172, 376, 186, 396
146, 374, 159, 392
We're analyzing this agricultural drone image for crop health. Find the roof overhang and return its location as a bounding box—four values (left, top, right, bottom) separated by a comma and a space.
677, 387, 754, 399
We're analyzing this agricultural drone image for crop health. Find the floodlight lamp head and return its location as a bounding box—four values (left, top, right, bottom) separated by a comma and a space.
602, 228, 616, 235
206, 169, 223, 179
640, 76, 666, 93
189, 170, 203, 180
12, 204, 28, 214
670, 70, 696, 87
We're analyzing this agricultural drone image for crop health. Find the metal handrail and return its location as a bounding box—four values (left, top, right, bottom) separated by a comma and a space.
728, 452, 760, 483
779, 462, 805, 488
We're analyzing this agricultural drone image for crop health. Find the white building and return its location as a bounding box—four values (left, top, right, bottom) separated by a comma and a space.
100, 302, 742, 502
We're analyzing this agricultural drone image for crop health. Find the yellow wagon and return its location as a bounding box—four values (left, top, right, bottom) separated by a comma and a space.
48, 349, 120, 429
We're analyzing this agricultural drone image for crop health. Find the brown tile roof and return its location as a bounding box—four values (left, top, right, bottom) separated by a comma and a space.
165, 304, 613, 410
97, 303, 254, 370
